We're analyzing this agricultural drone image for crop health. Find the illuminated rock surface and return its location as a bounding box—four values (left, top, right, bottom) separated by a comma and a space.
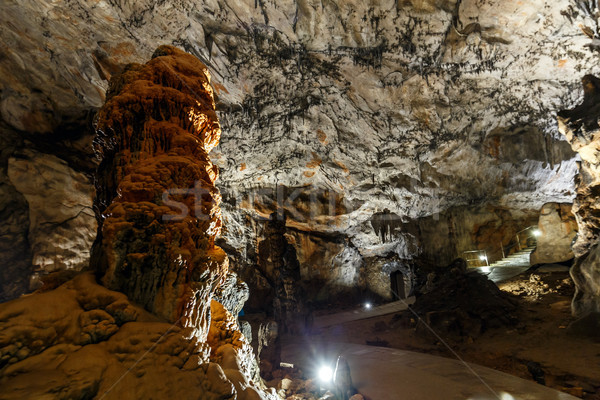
0, 0, 599, 304
559, 75, 600, 316
7, 149, 97, 289
0, 273, 274, 400
0, 47, 276, 400
529, 203, 577, 266
93, 45, 226, 332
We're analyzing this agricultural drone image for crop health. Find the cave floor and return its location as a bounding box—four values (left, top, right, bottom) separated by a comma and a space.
312, 297, 415, 330
291, 269, 600, 399
281, 339, 579, 400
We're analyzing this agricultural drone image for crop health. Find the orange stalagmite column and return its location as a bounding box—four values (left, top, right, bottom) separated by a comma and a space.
93, 46, 227, 339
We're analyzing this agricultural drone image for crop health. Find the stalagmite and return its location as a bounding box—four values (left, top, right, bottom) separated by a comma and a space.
93, 45, 227, 338
0, 46, 276, 400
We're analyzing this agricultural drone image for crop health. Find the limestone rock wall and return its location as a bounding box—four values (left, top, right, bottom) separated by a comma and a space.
0, 131, 96, 301
530, 203, 577, 266
1, 0, 600, 301
7, 149, 96, 286
559, 75, 600, 316
415, 205, 539, 266
0, 162, 31, 301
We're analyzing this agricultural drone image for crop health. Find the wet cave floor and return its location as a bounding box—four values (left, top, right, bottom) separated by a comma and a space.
293, 270, 600, 399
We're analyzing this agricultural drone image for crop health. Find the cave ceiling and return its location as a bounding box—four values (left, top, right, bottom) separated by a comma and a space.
1, 0, 599, 263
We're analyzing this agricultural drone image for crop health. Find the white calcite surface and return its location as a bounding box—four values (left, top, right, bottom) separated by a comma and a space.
0, 0, 599, 299
6, 149, 96, 289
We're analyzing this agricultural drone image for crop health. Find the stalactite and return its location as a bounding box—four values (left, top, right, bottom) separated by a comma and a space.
371, 209, 403, 243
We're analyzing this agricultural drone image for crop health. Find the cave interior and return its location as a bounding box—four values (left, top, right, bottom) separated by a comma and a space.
1, 1, 600, 399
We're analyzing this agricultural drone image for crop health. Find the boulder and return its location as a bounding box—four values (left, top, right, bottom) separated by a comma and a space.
530, 203, 577, 265
7, 149, 96, 289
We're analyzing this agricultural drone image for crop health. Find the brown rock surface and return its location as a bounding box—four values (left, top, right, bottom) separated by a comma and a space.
93, 45, 227, 334
0, 273, 274, 400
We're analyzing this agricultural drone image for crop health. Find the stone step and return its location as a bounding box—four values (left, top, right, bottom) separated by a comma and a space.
488, 248, 535, 268
469, 247, 536, 269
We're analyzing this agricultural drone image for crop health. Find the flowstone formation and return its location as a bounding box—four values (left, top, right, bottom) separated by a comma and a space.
93, 45, 226, 332
0, 47, 277, 400
559, 75, 600, 316
0, 274, 236, 399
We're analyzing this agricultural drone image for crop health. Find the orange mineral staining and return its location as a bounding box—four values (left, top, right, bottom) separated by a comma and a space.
306, 152, 322, 169
317, 129, 328, 144
93, 46, 228, 337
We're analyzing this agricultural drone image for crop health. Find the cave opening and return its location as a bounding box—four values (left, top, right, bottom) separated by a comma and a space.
390, 270, 407, 300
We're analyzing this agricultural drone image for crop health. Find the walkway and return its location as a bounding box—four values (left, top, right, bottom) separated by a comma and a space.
281, 339, 578, 400
471, 246, 536, 283
472, 266, 531, 283
313, 298, 415, 329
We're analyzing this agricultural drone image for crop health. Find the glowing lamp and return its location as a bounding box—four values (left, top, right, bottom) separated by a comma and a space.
318, 366, 333, 383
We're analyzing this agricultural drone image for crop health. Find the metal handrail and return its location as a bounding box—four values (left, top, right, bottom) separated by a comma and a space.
462, 250, 489, 268
515, 225, 540, 251
463, 225, 540, 268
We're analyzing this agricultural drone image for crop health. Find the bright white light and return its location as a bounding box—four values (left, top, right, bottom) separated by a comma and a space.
479, 255, 487, 261
364, 302, 372, 310
480, 267, 491, 273
318, 366, 333, 382
533, 229, 541, 237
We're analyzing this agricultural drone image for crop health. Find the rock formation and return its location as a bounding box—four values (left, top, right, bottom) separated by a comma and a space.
0, 0, 596, 302
529, 203, 577, 265
0, 46, 276, 400
7, 149, 97, 288
93, 45, 227, 333
256, 212, 305, 334
404, 259, 518, 340
1, 145, 97, 301
559, 75, 600, 316
0, 273, 274, 400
